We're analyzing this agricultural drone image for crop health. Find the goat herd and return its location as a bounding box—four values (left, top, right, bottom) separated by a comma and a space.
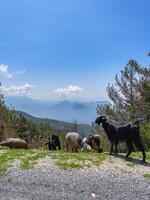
47, 116, 146, 162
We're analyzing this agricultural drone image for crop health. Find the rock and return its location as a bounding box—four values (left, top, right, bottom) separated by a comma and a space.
0, 138, 28, 149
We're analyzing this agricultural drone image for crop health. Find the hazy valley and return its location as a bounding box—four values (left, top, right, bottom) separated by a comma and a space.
5, 96, 109, 124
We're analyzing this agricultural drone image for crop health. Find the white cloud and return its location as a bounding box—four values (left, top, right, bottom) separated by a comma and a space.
1, 84, 34, 96
54, 85, 83, 97
15, 70, 27, 75
0, 64, 13, 79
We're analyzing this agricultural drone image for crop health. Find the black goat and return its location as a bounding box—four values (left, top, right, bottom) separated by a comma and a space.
95, 116, 146, 162
48, 135, 61, 150
47, 140, 56, 150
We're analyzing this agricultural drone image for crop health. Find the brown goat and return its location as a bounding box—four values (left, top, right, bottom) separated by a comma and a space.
83, 135, 103, 153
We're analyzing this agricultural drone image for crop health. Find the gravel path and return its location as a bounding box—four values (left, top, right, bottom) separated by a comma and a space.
0, 155, 150, 200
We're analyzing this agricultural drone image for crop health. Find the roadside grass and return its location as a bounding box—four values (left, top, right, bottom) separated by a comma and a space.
143, 174, 150, 179
19, 150, 51, 169
0, 147, 107, 174
51, 151, 107, 169
0, 147, 150, 175
124, 152, 150, 167
131, 152, 150, 162
126, 162, 136, 167
0, 148, 51, 175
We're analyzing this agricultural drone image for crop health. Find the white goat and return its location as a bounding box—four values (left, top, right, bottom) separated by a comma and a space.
65, 132, 82, 152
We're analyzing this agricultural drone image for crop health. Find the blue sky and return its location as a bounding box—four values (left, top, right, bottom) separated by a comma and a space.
0, 0, 150, 101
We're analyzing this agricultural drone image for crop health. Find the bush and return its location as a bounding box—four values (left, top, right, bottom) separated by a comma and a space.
141, 122, 150, 151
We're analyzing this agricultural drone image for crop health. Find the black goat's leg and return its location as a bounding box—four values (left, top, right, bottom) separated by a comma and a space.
110, 144, 114, 155
58, 145, 61, 150
134, 139, 146, 162
98, 147, 103, 153
125, 141, 133, 159
141, 150, 146, 162
48, 146, 52, 150
125, 149, 133, 158
53, 146, 56, 150
115, 143, 118, 154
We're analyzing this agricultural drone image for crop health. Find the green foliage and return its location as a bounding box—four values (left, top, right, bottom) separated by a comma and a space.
140, 122, 150, 151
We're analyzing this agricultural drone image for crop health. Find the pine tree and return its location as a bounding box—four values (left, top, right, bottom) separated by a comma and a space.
0, 82, 5, 141
136, 65, 150, 121
97, 59, 150, 123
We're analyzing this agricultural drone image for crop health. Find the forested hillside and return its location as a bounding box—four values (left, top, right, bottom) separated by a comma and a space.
15, 111, 92, 136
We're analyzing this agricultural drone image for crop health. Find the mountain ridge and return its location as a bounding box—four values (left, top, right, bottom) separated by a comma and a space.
5, 96, 109, 123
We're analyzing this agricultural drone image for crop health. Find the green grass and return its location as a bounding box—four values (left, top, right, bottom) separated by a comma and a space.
126, 162, 136, 167
143, 174, 150, 179
52, 151, 107, 169
0, 148, 51, 175
131, 152, 150, 162
0, 147, 108, 174
122, 152, 150, 167
19, 151, 51, 169
0, 147, 149, 175
56, 162, 83, 170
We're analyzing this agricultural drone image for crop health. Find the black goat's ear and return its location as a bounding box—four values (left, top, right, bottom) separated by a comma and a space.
101, 116, 107, 120
134, 121, 139, 127
95, 117, 100, 123
102, 116, 108, 122
89, 135, 93, 139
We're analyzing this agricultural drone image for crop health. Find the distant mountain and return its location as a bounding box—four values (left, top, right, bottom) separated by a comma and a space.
5, 96, 109, 124
15, 111, 92, 137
